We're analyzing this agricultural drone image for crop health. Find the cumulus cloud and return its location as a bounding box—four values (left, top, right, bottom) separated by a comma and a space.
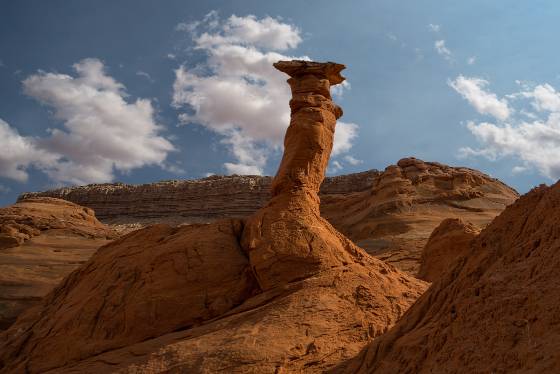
455, 78, 560, 180
0, 119, 57, 182
434, 40, 452, 61
467, 56, 477, 65
449, 75, 511, 121
0, 59, 175, 185
194, 14, 302, 51
332, 122, 358, 156
173, 13, 358, 175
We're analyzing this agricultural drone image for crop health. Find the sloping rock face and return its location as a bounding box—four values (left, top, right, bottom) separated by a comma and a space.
0, 220, 257, 372
0, 198, 115, 331
417, 218, 480, 282
341, 182, 560, 373
0, 61, 427, 373
321, 157, 518, 274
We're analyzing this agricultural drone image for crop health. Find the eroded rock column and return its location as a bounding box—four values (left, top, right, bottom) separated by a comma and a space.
242, 60, 363, 290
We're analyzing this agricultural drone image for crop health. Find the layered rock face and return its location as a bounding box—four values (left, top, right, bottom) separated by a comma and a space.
20, 156, 517, 276
0, 198, 115, 330
322, 157, 518, 273
0, 61, 427, 373
19, 171, 379, 224
417, 218, 480, 282
21, 158, 517, 275
0, 197, 111, 249
342, 182, 560, 373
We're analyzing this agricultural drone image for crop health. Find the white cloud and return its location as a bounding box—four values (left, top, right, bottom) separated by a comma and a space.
0, 184, 10, 194
428, 24, 441, 32
173, 13, 358, 175
467, 56, 477, 65
328, 160, 343, 174
193, 14, 302, 51
0, 58, 175, 185
332, 122, 358, 156
0, 119, 57, 182
449, 75, 511, 121
456, 79, 560, 180
344, 155, 363, 166
136, 70, 154, 82
331, 80, 351, 98
522, 83, 560, 112
434, 40, 452, 61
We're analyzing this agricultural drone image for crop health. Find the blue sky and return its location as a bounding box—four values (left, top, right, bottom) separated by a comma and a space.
1, 1, 560, 206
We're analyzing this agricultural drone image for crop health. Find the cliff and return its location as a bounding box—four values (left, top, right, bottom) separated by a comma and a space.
18, 170, 379, 224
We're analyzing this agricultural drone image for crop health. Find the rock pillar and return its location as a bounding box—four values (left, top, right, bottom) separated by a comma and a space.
242, 61, 363, 290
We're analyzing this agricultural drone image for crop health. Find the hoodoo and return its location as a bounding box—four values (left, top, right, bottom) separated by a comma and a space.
0, 61, 426, 373
243, 60, 361, 289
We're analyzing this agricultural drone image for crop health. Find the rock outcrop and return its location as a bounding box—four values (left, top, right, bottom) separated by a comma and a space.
241, 60, 360, 289
341, 182, 560, 373
0, 197, 111, 249
0, 198, 115, 330
322, 157, 518, 273
18, 171, 379, 224
0, 61, 427, 373
417, 218, 480, 282
20, 158, 517, 274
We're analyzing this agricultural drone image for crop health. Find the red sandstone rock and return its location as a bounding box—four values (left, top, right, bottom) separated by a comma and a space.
340, 182, 560, 373
0, 198, 115, 330
242, 60, 359, 290
0, 220, 256, 372
0, 197, 111, 249
417, 218, 480, 282
21, 158, 518, 275
0, 61, 427, 373
322, 156, 518, 273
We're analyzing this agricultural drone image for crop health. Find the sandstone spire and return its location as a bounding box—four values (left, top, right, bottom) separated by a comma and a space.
0, 60, 428, 373
242, 60, 362, 290
271, 60, 345, 200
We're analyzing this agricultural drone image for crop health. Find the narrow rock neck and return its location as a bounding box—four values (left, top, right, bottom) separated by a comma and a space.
270, 62, 346, 203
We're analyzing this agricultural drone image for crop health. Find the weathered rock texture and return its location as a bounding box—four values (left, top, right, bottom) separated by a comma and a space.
417, 218, 480, 282
19, 171, 379, 224
0, 197, 111, 249
0, 61, 427, 373
322, 157, 518, 274
0, 198, 115, 330
20, 158, 517, 274
241, 60, 359, 289
341, 182, 560, 373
